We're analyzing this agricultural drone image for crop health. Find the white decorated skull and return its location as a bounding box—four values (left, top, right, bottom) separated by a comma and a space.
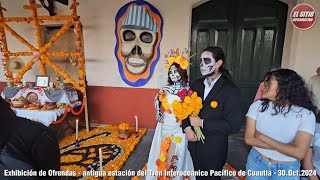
169, 65, 181, 82
200, 51, 216, 76
120, 28, 157, 75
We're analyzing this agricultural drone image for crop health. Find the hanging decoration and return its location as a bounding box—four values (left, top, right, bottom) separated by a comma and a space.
0, 0, 86, 93
114, 0, 163, 87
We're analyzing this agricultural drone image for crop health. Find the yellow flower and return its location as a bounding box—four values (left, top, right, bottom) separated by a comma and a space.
182, 102, 188, 109
159, 154, 166, 162
166, 57, 175, 69
180, 59, 189, 70
172, 100, 182, 109
184, 96, 191, 104
118, 123, 130, 130
191, 92, 198, 99
211, 101, 218, 108
169, 136, 174, 141
174, 56, 182, 64
175, 136, 182, 144
163, 103, 170, 110
195, 97, 202, 104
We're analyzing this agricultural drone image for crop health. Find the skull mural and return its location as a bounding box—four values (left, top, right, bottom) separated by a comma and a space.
115, 0, 163, 87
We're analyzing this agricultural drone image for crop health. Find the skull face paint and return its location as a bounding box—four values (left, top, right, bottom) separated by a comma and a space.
169, 65, 181, 83
115, 1, 163, 87
200, 51, 216, 76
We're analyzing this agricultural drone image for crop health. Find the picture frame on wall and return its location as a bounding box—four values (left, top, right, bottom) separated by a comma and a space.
35, 75, 50, 87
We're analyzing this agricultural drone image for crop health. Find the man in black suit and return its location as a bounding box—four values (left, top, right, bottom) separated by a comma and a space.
182, 46, 243, 180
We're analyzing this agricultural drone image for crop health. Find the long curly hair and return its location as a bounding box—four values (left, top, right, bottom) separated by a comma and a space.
261, 69, 317, 116
167, 63, 188, 85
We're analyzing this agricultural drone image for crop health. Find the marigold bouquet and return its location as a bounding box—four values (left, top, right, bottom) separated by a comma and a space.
172, 89, 205, 143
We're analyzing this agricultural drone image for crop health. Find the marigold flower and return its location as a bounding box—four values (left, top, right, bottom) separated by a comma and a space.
175, 136, 182, 144
159, 154, 166, 162
184, 96, 191, 104
163, 103, 170, 110
196, 97, 202, 104
180, 59, 189, 70
156, 159, 161, 166
211, 101, 218, 108
161, 141, 169, 150
191, 92, 198, 99
165, 136, 172, 143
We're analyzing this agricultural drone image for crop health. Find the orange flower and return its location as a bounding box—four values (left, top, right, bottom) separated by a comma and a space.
165, 48, 190, 70
160, 141, 169, 151
156, 159, 161, 166
165, 136, 172, 143
118, 123, 130, 131
211, 101, 218, 108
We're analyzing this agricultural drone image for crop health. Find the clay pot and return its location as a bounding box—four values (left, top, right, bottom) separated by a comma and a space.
118, 130, 131, 139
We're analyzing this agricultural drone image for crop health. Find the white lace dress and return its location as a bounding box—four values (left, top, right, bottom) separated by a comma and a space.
146, 93, 195, 180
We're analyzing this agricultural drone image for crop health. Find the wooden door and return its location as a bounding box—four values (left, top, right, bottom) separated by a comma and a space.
191, 0, 288, 118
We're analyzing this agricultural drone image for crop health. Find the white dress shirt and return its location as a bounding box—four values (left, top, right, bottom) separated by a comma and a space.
185, 74, 222, 131
203, 74, 222, 100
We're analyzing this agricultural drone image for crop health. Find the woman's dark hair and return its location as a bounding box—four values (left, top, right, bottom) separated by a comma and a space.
261, 69, 317, 116
167, 63, 188, 85
202, 46, 232, 80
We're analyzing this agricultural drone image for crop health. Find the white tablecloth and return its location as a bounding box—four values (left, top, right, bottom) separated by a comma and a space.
13, 108, 66, 127
1, 89, 71, 106
1, 89, 81, 126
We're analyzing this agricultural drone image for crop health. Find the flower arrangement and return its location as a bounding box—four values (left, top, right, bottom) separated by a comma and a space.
118, 123, 130, 131
118, 123, 131, 139
165, 48, 193, 70
172, 89, 205, 143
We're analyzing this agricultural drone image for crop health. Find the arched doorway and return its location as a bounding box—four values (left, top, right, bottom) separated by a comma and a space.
190, 0, 288, 118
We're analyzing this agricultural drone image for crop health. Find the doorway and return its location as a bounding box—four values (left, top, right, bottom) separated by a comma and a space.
190, 0, 288, 116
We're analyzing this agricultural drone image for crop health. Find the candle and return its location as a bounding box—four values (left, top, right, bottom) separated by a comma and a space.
76, 119, 79, 140
135, 115, 138, 132
99, 148, 103, 172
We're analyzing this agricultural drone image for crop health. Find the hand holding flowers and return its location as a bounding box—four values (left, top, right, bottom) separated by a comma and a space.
172, 89, 205, 143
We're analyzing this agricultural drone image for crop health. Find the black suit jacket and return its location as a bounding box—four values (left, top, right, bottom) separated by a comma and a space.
182, 75, 243, 136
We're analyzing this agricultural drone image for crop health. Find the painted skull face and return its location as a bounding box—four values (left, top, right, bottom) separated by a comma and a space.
200, 51, 216, 76
115, 2, 163, 87
169, 65, 181, 82
120, 29, 157, 75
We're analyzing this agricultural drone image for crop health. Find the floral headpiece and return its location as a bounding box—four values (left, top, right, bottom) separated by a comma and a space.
165, 48, 192, 70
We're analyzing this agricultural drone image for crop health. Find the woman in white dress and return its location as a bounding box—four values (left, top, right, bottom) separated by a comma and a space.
146, 61, 195, 180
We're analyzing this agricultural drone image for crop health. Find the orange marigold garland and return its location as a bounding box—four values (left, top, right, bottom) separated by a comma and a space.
156, 136, 172, 179
159, 90, 171, 114
0, 0, 86, 93
28, 0, 46, 75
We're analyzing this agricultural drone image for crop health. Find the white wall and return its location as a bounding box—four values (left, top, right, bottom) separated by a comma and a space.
0, 0, 194, 89
0, 0, 319, 87
287, 0, 320, 82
